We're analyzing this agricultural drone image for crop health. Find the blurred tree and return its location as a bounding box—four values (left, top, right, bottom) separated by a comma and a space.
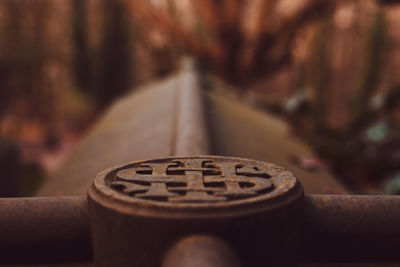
97, 0, 133, 106
0, 1, 49, 119
353, 8, 386, 123
123, 0, 336, 88
307, 19, 332, 132
298, 4, 391, 188
72, 0, 91, 94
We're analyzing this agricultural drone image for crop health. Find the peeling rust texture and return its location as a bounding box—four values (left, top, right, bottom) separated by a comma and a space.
93, 156, 299, 214
0, 196, 91, 264
162, 235, 242, 267
173, 59, 210, 156
303, 194, 400, 262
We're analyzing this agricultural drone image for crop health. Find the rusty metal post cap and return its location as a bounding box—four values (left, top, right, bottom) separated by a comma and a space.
88, 156, 303, 218
87, 156, 303, 266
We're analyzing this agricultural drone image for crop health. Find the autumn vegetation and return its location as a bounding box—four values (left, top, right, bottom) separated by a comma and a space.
0, 0, 399, 195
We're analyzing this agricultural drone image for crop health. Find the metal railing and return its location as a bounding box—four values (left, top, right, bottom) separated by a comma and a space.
1, 59, 400, 266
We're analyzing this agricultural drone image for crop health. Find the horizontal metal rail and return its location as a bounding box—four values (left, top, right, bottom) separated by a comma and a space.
1, 194, 400, 264
0, 196, 91, 263
302, 194, 400, 262
173, 58, 211, 156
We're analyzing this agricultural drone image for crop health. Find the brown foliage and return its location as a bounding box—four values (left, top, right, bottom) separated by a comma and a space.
122, 0, 336, 87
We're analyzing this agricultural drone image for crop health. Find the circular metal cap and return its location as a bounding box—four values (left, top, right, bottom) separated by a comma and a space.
89, 156, 303, 218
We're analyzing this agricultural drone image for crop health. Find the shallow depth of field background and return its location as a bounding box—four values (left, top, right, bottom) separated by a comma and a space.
0, 0, 399, 196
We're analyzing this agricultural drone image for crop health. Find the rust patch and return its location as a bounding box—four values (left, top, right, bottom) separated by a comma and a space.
97, 156, 297, 206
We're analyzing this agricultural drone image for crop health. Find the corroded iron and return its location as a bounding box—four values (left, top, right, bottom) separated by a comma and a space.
2, 158, 400, 265
174, 59, 210, 156
302, 194, 400, 262
107, 156, 296, 203
88, 156, 303, 266
0, 196, 91, 264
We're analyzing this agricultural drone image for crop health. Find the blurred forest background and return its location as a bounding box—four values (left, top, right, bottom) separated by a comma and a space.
0, 0, 399, 196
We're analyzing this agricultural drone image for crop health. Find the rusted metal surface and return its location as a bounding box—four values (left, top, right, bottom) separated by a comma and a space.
110, 156, 293, 204
91, 156, 301, 216
88, 156, 303, 266
0, 196, 91, 263
173, 59, 210, 156
3, 193, 400, 265
3, 157, 400, 265
36, 74, 180, 196
37, 60, 210, 197
1, 56, 397, 265
303, 194, 400, 262
162, 235, 241, 267
36, 60, 346, 197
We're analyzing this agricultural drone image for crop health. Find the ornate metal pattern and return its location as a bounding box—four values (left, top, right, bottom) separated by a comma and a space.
105, 157, 296, 203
